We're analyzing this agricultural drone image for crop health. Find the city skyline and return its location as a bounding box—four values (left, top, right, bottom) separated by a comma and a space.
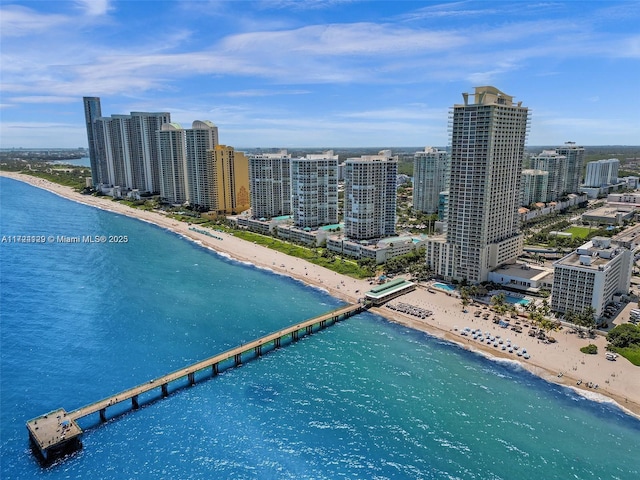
1, 1, 639, 149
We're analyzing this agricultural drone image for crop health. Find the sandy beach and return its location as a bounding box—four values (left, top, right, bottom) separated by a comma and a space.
2, 171, 639, 419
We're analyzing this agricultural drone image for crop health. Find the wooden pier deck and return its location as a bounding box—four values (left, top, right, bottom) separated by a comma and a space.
27, 303, 365, 462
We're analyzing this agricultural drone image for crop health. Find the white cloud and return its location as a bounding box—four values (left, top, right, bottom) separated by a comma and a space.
75, 0, 111, 16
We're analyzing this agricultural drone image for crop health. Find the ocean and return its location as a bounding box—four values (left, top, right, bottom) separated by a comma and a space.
1, 176, 639, 479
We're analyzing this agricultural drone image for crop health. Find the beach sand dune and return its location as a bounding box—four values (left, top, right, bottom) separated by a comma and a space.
2, 171, 639, 419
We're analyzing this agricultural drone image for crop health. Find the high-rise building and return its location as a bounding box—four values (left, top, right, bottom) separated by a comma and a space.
157, 123, 188, 204
531, 150, 566, 202
248, 150, 292, 219
208, 145, 250, 215
83, 97, 102, 186
427, 86, 529, 283
130, 112, 171, 193
584, 158, 620, 187
413, 147, 449, 214
556, 142, 585, 194
343, 150, 397, 241
520, 169, 549, 206
185, 120, 219, 209
291, 151, 339, 228
84, 98, 170, 192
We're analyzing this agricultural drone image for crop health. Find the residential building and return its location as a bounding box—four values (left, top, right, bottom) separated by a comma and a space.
248, 150, 292, 219
291, 151, 339, 228
130, 112, 171, 193
428, 86, 529, 283
556, 142, 585, 194
343, 150, 397, 241
185, 120, 219, 209
157, 123, 188, 204
83, 97, 102, 186
520, 169, 549, 205
551, 237, 632, 318
531, 150, 566, 202
208, 145, 250, 215
413, 147, 449, 213
584, 158, 619, 187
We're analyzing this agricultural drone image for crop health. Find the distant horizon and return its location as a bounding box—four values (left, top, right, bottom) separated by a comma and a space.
1, 1, 639, 148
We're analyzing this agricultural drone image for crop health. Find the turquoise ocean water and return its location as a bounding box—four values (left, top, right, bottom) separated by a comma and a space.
1, 176, 639, 479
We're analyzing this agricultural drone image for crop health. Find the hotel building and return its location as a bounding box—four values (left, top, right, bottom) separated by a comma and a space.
343, 150, 398, 241
551, 237, 632, 318
248, 150, 292, 219
413, 147, 449, 214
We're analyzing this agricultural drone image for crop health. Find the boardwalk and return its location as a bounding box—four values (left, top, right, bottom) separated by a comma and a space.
27, 303, 364, 462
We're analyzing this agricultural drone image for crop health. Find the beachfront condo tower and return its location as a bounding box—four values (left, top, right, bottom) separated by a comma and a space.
208, 145, 250, 215
413, 147, 450, 214
83, 97, 102, 186
185, 120, 219, 210
425, 86, 529, 283
157, 123, 188, 204
291, 151, 339, 228
584, 158, 620, 188
248, 150, 292, 219
343, 150, 398, 241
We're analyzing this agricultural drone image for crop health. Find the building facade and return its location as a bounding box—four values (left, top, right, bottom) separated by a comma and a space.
556, 142, 585, 194
343, 151, 397, 241
185, 120, 219, 209
584, 158, 620, 188
291, 151, 339, 228
248, 150, 292, 219
157, 123, 188, 204
83, 97, 102, 186
413, 147, 450, 214
531, 150, 566, 202
520, 169, 549, 206
551, 237, 632, 318
208, 145, 250, 215
427, 86, 529, 283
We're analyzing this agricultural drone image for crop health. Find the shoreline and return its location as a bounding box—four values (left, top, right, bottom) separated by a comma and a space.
2, 171, 639, 420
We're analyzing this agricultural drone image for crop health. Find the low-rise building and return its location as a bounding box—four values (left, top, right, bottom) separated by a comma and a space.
551, 237, 632, 318
488, 263, 553, 294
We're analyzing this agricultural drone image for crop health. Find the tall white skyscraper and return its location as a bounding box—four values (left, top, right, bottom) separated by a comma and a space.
248, 150, 292, 219
531, 150, 567, 202
130, 112, 171, 193
157, 123, 188, 204
83, 97, 102, 186
413, 147, 449, 214
520, 169, 549, 206
291, 151, 339, 228
556, 142, 585, 194
84, 98, 170, 192
428, 86, 529, 283
185, 120, 219, 209
584, 158, 619, 187
343, 150, 397, 241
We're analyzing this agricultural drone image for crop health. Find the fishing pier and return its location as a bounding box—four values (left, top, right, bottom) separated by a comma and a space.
27, 303, 365, 462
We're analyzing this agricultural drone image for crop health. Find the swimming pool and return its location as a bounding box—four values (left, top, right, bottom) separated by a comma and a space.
433, 282, 456, 292
505, 295, 530, 305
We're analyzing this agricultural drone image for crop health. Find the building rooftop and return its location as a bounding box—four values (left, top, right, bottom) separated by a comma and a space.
492, 263, 552, 281
554, 238, 624, 270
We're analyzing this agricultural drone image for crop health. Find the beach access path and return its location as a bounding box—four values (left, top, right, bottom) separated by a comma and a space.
2, 171, 639, 419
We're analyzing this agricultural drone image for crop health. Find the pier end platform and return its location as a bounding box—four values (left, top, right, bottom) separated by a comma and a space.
26, 409, 83, 462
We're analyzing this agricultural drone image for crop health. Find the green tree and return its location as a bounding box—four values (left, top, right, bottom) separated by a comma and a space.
607, 324, 640, 348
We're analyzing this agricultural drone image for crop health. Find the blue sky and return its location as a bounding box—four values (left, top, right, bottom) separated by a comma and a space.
1, 0, 639, 149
